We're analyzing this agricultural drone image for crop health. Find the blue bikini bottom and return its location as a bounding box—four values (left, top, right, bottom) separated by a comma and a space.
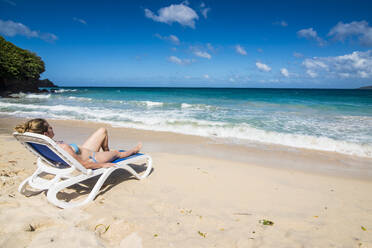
89, 152, 98, 163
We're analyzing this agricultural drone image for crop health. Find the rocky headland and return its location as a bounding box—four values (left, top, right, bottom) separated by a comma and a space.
0, 36, 58, 97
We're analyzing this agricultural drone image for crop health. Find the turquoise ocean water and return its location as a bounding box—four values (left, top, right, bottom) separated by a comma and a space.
1, 87, 371, 158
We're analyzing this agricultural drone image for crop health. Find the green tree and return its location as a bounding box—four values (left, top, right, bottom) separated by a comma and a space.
0, 36, 45, 80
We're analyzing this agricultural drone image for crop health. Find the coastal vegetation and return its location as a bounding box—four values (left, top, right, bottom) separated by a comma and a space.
0, 36, 56, 96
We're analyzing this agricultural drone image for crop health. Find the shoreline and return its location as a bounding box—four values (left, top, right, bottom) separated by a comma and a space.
1, 115, 371, 180
1, 89, 371, 159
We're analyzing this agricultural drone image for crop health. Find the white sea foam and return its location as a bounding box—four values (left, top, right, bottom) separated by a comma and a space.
1, 101, 371, 158
8, 92, 51, 99
8, 93, 27, 98
134, 101, 164, 107
108, 100, 124, 104
68, 96, 92, 101
25, 94, 51, 99
54, 89, 78, 93
181, 103, 192, 108
108, 119, 372, 158
145, 101, 163, 107
126, 100, 164, 107
0, 102, 94, 117
181, 102, 219, 110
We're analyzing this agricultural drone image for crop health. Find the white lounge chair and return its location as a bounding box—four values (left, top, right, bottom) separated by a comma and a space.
13, 132, 152, 209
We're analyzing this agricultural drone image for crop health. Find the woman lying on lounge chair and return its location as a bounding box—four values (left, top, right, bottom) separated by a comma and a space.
15, 118, 142, 169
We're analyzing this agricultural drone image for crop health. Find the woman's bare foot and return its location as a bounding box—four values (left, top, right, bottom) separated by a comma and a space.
118, 143, 142, 158
133, 142, 142, 154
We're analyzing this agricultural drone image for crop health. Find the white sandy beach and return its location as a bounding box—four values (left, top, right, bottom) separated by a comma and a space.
0, 117, 371, 247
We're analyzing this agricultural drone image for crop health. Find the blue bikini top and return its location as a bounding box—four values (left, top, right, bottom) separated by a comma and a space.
69, 143, 80, 154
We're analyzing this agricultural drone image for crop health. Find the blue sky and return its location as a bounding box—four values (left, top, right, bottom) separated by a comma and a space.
1, 0, 372, 88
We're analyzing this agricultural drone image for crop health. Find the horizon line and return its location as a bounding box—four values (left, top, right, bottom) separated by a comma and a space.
52, 86, 370, 90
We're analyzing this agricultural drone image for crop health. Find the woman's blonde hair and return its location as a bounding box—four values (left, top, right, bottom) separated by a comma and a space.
14, 118, 49, 134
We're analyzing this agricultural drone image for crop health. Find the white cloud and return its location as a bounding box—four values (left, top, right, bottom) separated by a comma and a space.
200, 2, 210, 19
0, 19, 58, 42
73, 17, 87, 25
194, 50, 211, 59
155, 33, 180, 45
281, 68, 289, 77
168, 56, 182, 64
256, 62, 271, 72
328, 21, 372, 47
306, 70, 318, 78
273, 20, 288, 27
280, 21, 288, 27
169, 35, 180, 44
339, 72, 351, 78
235, 45, 247, 55
297, 27, 317, 39
297, 27, 325, 46
293, 52, 304, 58
168, 56, 193, 65
201, 8, 210, 19
145, 3, 199, 28
2, 0, 16, 6
203, 74, 210, 79
39, 33, 58, 42
303, 59, 328, 70
0, 20, 38, 37
302, 50, 372, 79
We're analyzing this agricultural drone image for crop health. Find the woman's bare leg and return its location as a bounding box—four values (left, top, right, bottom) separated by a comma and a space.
81, 127, 110, 152
93, 151, 120, 163
118, 143, 142, 158
94, 143, 142, 163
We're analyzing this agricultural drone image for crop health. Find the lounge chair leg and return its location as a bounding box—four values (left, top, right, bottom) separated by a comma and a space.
18, 175, 33, 194
18, 165, 64, 195
138, 156, 152, 179
18, 167, 47, 195
18, 166, 42, 194
115, 155, 153, 180
46, 167, 117, 209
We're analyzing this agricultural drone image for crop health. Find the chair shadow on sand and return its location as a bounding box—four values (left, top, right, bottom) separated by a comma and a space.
23, 163, 154, 205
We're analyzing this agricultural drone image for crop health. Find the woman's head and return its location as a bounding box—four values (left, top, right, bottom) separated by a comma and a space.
14, 118, 54, 138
